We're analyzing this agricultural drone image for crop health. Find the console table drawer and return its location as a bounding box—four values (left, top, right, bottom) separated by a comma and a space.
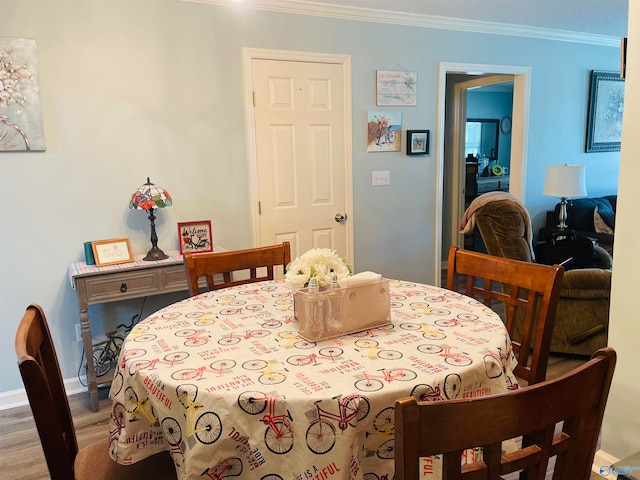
84, 270, 162, 303
163, 265, 189, 291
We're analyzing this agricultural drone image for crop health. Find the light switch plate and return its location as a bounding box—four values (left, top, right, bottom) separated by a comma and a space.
372, 170, 390, 186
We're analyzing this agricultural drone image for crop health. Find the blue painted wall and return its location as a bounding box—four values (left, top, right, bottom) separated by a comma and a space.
467, 90, 513, 170
0, 0, 621, 398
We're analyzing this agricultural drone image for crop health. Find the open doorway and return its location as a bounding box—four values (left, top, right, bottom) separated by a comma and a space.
451, 75, 514, 254
435, 63, 532, 283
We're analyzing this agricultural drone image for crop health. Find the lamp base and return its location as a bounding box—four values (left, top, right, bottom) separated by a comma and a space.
143, 246, 169, 261
556, 197, 569, 231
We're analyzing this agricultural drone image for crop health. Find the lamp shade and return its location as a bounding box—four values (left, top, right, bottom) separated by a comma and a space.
541, 164, 587, 198
129, 177, 172, 210
129, 177, 172, 261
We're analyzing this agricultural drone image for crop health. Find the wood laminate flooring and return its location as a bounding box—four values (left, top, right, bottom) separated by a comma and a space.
0, 355, 606, 479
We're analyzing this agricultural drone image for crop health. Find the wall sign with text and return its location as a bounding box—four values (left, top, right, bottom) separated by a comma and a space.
178, 220, 213, 255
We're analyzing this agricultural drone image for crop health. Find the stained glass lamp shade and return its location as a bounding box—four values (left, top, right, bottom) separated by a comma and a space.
129, 177, 172, 261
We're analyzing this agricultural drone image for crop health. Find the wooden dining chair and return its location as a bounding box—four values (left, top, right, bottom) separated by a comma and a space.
446, 245, 564, 385
15, 304, 177, 480
184, 242, 291, 296
395, 347, 616, 480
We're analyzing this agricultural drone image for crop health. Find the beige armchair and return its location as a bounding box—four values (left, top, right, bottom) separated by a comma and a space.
467, 196, 611, 356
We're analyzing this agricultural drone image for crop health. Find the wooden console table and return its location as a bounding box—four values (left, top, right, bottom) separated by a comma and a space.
68, 249, 224, 411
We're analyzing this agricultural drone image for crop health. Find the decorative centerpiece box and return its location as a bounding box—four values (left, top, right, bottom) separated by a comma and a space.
295, 279, 391, 341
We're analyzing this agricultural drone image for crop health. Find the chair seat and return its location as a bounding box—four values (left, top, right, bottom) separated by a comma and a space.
74, 440, 177, 480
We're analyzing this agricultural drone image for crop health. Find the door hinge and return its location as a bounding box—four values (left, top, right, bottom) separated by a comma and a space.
258, 201, 261, 215
252, 91, 256, 106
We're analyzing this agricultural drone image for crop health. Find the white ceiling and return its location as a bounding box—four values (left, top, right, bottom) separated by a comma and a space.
295, 0, 629, 37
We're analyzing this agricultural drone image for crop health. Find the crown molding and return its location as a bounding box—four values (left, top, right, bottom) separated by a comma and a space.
181, 0, 620, 47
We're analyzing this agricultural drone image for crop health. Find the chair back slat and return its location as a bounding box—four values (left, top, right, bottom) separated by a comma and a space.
395, 347, 616, 480
184, 242, 291, 296
15, 304, 78, 479
446, 246, 564, 385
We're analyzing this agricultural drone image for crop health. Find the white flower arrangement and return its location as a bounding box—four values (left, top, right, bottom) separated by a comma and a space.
284, 248, 352, 288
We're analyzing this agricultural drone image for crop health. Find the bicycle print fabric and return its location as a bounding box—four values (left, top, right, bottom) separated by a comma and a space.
109, 279, 519, 480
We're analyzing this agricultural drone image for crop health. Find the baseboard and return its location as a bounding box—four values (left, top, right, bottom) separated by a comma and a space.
594, 449, 619, 476
0, 376, 87, 411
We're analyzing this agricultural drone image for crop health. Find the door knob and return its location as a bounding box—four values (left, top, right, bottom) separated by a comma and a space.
335, 213, 347, 224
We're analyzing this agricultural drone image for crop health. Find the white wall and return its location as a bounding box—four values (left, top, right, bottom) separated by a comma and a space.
600, 0, 640, 462
0, 1, 625, 443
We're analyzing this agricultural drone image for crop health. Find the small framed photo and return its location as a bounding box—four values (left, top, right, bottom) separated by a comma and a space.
406, 130, 429, 155
585, 70, 625, 153
178, 220, 213, 255
92, 238, 134, 267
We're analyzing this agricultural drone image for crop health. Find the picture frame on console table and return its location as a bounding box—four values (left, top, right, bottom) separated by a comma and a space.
585, 70, 625, 153
92, 238, 134, 266
178, 220, 214, 255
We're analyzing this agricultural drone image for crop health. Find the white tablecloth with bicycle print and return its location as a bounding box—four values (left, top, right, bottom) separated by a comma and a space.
109, 279, 519, 480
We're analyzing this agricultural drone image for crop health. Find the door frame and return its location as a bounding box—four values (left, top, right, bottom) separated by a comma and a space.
242, 48, 354, 262
451, 74, 514, 248
436, 62, 532, 282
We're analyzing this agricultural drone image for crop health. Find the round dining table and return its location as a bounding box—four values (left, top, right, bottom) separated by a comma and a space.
109, 279, 519, 480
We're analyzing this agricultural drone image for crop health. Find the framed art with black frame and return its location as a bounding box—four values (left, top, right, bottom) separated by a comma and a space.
406, 130, 429, 155
585, 70, 625, 153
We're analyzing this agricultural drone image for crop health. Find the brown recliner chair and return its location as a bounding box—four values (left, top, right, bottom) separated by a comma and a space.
469, 197, 611, 356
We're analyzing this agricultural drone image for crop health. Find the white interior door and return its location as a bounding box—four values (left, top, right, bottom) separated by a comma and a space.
250, 54, 353, 263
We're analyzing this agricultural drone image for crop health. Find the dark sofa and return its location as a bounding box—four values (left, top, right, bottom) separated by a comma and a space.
544, 195, 616, 253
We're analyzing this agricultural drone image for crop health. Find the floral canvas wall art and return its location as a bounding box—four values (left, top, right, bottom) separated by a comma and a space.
0, 38, 46, 151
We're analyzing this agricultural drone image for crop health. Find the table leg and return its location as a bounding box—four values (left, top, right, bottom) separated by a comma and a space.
76, 278, 99, 412
80, 307, 98, 412
80, 306, 99, 412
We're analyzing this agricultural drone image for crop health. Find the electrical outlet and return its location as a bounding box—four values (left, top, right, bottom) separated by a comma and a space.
75, 323, 82, 343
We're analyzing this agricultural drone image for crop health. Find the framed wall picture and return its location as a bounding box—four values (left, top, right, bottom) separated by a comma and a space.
367, 111, 402, 152
376, 70, 417, 106
406, 130, 429, 155
585, 70, 625, 153
92, 238, 134, 267
0, 38, 46, 151
621, 37, 627, 79
178, 220, 213, 255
